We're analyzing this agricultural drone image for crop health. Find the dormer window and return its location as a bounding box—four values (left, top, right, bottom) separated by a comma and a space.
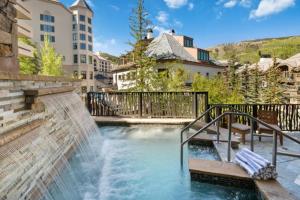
197, 50, 209, 61
184, 37, 193, 47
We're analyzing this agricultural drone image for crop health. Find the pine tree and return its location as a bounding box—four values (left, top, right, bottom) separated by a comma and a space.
261, 58, 285, 104
240, 65, 250, 103
248, 64, 262, 104
128, 0, 156, 91
40, 35, 63, 76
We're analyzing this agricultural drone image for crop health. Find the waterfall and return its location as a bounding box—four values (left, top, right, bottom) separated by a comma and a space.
0, 92, 102, 200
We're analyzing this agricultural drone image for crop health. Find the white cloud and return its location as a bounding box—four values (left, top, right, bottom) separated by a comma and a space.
188, 3, 194, 10
250, 0, 295, 19
164, 0, 188, 8
224, 0, 238, 8
153, 26, 170, 35
156, 11, 169, 24
94, 38, 117, 52
174, 19, 183, 28
222, 0, 252, 8
110, 5, 120, 11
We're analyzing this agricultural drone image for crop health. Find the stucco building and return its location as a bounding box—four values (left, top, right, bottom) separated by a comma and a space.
17, 0, 95, 93
112, 30, 225, 90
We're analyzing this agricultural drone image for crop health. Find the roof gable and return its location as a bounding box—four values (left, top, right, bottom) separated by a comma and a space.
70, 0, 93, 12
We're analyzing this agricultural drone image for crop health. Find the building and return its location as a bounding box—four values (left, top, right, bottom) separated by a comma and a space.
0, 0, 33, 73
93, 53, 113, 91
112, 30, 225, 90
17, 0, 95, 93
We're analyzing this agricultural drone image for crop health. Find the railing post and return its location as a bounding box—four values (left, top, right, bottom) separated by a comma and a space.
180, 144, 184, 167
253, 105, 258, 131
250, 118, 254, 152
204, 92, 209, 123
272, 130, 277, 168
139, 92, 143, 118
193, 93, 198, 118
227, 113, 232, 162
216, 106, 221, 143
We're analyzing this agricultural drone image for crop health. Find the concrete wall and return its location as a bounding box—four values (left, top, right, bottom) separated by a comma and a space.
0, 73, 81, 199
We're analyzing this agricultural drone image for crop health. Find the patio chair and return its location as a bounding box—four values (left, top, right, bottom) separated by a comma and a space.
257, 110, 283, 145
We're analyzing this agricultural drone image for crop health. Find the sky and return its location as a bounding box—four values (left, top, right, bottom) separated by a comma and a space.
61, 0, 300, 56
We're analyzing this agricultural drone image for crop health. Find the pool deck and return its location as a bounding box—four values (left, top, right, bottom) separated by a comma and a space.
94, 116, 194, 125
189, 159, 295, 200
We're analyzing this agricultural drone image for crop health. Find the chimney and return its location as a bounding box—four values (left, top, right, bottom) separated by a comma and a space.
171, 29, 175, 36
147, 28, 153, 39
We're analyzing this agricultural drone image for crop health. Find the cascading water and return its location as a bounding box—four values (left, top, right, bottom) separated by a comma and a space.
0, 92, 103, 200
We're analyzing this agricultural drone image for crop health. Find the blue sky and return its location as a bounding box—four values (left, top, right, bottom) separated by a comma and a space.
61, 0, 300, 56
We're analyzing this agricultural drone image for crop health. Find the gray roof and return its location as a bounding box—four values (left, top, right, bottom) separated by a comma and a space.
71, 0, 93, 12
278, 53, 300, 72
146, 33, 198, 62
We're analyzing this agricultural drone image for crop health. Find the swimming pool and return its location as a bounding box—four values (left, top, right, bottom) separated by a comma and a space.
46, 125, 259, 200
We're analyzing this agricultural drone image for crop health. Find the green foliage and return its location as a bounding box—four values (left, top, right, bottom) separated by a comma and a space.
210, 36, 300, 64
192, 74, 244, 104
40, 35, 63, 76
247, 65, 262, 104
18, 37, 40, 75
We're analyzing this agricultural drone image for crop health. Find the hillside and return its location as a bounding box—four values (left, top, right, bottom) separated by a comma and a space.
98, 52, 120, 64
209, 35, 300, 64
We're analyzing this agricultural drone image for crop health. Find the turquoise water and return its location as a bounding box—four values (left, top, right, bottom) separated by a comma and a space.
46, 126, 258, 200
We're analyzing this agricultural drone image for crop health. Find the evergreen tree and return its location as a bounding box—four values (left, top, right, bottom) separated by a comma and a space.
40, 35, 63, 76
128, 0, 156, 91
240, 65, 250, 103
248, 64, 262, 103
261, 58, 285, 103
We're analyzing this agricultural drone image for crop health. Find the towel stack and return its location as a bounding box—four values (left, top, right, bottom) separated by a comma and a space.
235, 148, 278, 180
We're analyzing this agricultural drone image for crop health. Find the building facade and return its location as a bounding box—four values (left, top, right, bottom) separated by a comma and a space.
113, 31, 225, 90
17, 0, 95, 93
93, 53, 113, 91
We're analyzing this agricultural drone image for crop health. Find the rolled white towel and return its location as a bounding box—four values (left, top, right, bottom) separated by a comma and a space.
242, 148, 271, 166
236, 153, 262, 174
235, 157, 258, 177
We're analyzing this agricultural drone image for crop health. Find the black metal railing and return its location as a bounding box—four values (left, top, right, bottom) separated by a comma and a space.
208, 104, 300, 131
87, 92, 209, 119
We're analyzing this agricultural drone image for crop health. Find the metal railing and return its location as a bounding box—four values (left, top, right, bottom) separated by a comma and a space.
180, 110, 300, 169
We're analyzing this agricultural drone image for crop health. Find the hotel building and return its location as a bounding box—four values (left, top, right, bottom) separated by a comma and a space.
17, 0, 95, 93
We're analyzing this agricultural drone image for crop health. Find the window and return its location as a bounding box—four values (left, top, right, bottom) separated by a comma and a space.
72, 24, 77, 31
90, 86, 94, 92
88, 27, 92, 33
81, 71, 87, 79
90, 71, 93, 80
40, 14, 54, 23
94, 59, 97, 66
81, 86, 87, 93
40, 24, 55, 32
79, 15, 85, 22
40, 35, 55, 42
89, 56, 93, 64
80, 24, 86, 31
184, 37, 193, 47
80, 34, 86, 41
73, 33, 77, 41
197, 50, 209, 61
72, 15, 76, 22
73, 71, 78, 78
73, 43, 78, 50
88, 45, 93, 51
80, 43, 86, 50
80, 55, 87, 64
88, 36, 92, 42
73, 55, 78, 64
88, 17, 92, 24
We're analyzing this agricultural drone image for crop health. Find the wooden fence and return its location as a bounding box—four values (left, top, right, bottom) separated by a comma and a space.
87, 92, 209, 119
209, 104, 300, 131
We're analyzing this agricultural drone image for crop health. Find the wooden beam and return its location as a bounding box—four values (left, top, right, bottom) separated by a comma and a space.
0, 30, 12, 45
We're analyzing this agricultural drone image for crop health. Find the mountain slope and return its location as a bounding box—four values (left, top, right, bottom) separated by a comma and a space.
209, 35, 300, 64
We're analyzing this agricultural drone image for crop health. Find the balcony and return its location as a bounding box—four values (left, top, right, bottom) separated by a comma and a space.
18, 41, 34, 57
15, 0, 31, 20
17, 21, 32, 38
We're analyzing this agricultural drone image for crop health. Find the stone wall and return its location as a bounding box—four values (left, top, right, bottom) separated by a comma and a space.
0, 74, 82, 200
0, 0, 18, 72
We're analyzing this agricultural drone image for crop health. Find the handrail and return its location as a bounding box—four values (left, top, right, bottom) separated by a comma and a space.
180, 105, 244, 144
180, 110, 300, 168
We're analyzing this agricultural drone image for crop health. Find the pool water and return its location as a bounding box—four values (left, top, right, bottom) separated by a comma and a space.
46, 126, 258, 200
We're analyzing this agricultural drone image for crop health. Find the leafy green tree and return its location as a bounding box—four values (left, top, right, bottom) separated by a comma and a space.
18, 37, 40, 75
40, 35, 63, 76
